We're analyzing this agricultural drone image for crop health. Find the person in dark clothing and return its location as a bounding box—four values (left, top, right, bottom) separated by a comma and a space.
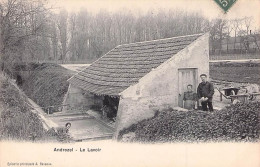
197, 74, 214, 111
65, 122, 71, 133
55, 122, 71, 135
183, 84, 197, 110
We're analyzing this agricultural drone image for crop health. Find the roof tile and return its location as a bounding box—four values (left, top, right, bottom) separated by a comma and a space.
68, 33, 203, 96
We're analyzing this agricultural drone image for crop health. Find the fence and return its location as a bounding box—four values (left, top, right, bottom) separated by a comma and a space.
209, 53, 260, 60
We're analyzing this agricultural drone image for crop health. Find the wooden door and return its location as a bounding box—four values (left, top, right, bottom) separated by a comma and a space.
178, 68, 198, 108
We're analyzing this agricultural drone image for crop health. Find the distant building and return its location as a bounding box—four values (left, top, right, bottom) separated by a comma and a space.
65, 33, 210, 137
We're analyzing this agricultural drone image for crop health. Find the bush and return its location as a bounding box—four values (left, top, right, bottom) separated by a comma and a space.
118, 102, 260, 143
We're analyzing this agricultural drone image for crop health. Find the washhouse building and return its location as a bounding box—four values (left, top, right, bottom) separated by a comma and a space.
65, 33, 210, 137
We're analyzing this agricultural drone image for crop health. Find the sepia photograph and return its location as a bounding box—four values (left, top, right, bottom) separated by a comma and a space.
0, 0, 260, 166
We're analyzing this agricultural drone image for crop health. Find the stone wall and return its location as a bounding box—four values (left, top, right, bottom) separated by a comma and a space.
114, 33, 210, 137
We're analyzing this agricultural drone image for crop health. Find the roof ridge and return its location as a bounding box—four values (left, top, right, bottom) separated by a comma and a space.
68, 33, 207, 96
116, 33, 205, 47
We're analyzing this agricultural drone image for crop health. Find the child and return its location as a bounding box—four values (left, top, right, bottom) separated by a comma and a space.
56, 122, 71, 134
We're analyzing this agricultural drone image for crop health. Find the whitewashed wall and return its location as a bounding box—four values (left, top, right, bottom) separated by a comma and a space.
114, 33, 210, 137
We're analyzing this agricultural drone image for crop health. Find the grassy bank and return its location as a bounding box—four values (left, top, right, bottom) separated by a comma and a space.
22, 63, 73, 113
119, 102, 260, 143
0, 73, 46, 141
209, 62, 260, 84
0, 73, 73, 142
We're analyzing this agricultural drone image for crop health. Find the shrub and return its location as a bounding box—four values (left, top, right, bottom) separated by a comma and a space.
118, 102, 260, 143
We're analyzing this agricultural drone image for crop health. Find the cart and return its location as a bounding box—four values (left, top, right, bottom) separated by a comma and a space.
218, 87, 240, 101
217, 87, 260, 104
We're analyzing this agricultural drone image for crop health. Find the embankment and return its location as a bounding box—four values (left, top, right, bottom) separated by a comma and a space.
22, 63, 74, 113
209, 61, 260, 84
0, 73, 45, 141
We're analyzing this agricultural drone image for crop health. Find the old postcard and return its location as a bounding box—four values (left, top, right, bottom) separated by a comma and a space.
0, 0, 260, 166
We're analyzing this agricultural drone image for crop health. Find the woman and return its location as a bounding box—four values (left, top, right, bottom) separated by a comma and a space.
183, 84, 197, 110
56, 122, 71, 134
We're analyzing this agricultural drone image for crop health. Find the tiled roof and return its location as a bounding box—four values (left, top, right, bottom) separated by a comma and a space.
68, 33, 204, 96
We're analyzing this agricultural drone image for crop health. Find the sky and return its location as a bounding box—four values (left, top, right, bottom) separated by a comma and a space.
49, 0, 260, 30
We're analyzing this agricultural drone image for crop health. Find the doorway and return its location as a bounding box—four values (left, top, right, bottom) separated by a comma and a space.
102, 96, 119, 121
178, 68, 198, 108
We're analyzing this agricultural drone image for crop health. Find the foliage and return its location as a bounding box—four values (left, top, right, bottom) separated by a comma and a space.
1, 0, 258, 65
209, 17, 259, 55
0, 0, 51, 67
22, 63, 73, 113
118, 102, 260, 143
1, 0, 210, 64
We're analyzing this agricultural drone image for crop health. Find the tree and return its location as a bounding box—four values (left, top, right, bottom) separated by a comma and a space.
57, 9, 68, 63
1, 4, 211, 65
224, 20, 233, 53
50, 16, 58, 61
231, 19, 243, 52
244, 16, 253, 35
0, 0, 51, 73
210, 19, 228, 54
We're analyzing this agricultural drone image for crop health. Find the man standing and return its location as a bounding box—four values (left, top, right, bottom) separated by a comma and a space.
197, 74, 214, 111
